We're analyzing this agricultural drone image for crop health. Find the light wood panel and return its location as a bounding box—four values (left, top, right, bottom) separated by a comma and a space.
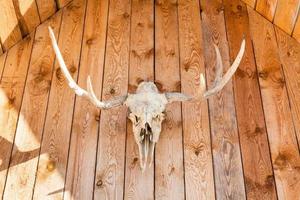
12, 0, 41, 36
63, 0, 109, 199
276, 27, 300, 150
177, 0, 215, 199
292, 16, 300, 43
0, 0, 23, 51
3, 11, 62, 200
274, 0, 300, 34
36, 0, 57, 22
256, 0, 278, 21
248, 7, 300, 199
224, 0, 277, 199
93, 0, 131, 199
154, 0, 185, 199
0, 32, 34, 198
200, 0, 246, 199
57, 0, 73, 8
0, 53, 6, 77
124, 0, 154, 199
243, 0, 257, 7
33, 0, 87, 199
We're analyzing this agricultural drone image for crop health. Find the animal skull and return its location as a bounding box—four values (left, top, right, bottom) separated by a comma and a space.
49, 27, 245, 171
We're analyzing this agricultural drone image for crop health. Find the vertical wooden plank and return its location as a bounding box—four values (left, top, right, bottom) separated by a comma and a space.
0, 0, 23, 51
57, 0, 73, 8
63, 0, 109, 199
200, 0, 246, 199
177, 0, 215, 199
276, 27, 300, 150
32, 0, 87, 199
12, 0, 41, 36
248, 7, 300, 200
93, 0, 131, 199
224, 0, 277, 199
154, 0, 185, 199
0, 53, 7, 77
274, 0, 300, 35
292, 15, 300, 43
256, 0, 278, 21
242, 0, 256, 7
36, 0, 57, 22
3, 12, 62, 200
124, 0, 154, 199
0, 32, 34, 198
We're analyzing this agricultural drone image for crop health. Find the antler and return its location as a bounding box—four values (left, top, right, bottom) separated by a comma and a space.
48, 27, 127, 109
165, 39, 246, 102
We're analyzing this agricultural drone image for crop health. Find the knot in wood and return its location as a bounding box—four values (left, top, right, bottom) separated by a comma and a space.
237, 5, 242, 11
47, 161, 56, 172
96, 179, 103, 187
123, 12, 130, 18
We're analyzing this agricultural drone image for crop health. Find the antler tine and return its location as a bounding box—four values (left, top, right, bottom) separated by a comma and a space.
165, 39, 245, 103
204, 39, 245, 98
48, 26, 127, 109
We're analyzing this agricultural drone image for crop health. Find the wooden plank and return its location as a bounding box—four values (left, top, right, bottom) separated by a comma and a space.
274, 0, 300, 35
93, 0, 131, 199
292, 15, 300, 43
154, 0, 184, 199
177, 0, 215, 199
0, 53, 7, 77
32, 0, 87, 199
242, 0, 256, 7
12, 0, 41, 36
63, 0, 109, 199
36, 0, 57, 22
248, 7, 300, 199
256, 0, 278, 21
0, 0, 23, 51
0, 32, 34, 198
276, 27, 300, 150
224, 0, 277, 199
200, 0, 246, 199
124, 0, 154, 199
56, 0, 73, 8
3, 11, 62, 200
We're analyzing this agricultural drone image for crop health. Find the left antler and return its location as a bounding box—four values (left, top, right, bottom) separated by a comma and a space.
165, 39, 246, 102
49, 27, 127, 109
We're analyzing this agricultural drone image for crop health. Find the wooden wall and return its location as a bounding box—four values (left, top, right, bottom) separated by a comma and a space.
242, 0, 300, 42
0, 0, 72, 54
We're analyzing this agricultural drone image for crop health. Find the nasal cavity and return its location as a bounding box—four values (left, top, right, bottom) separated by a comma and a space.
145, 123, 152, 133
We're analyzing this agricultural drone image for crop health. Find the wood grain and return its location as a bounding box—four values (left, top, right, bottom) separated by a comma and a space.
0, 53, 7, 78
275, 27, 300, 150
63, 0, 109, 199
0, 32, 34, 198
36, 0, 57, 22
12, 0, 41, 36
56, 0, 73, 8
224, 0, 277, 199
274, 0, 300, 34
32, 0, 87, 199
292, 15, 300, 43
248, 7, 300, 200
3, 12, 62, 200
0, 42, 3, 56
0, 0, 23, 51
200, 0, 246, 199
242, 0, 257, 7
177, 0, 215, 199
124, 0, 154, 199
93, 0, 131, 199
154, 0, 184, 199
256, 0, 278, 21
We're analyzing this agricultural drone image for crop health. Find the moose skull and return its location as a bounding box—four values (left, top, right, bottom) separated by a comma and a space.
49, 27, 245, 171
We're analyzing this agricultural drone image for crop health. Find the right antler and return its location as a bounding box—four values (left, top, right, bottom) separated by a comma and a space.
48, 27, 127, 109
165, 39, 246, 102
